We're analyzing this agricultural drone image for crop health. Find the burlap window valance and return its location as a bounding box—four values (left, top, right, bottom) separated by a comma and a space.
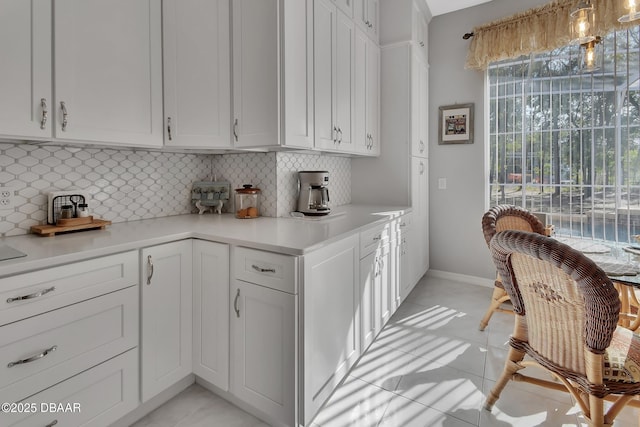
466, 0, 638, 70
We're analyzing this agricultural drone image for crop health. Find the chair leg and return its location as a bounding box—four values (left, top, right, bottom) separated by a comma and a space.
484, 347, 525, 410
479, 286, 510, 331
582, 394, 609, 427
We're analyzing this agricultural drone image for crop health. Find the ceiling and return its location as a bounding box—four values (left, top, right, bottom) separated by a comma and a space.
425, 0, 493, 17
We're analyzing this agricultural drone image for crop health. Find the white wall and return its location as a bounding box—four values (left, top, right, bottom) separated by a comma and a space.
427, 0, 548, 279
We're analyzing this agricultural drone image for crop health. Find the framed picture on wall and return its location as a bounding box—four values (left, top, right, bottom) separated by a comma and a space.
438, 103, 474, 145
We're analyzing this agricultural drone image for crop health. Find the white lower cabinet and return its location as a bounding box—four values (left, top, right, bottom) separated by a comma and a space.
230, 247, 297, 427
192, 240, 230, 391
3, 349, 138, 427
303, 234, 359, 425
397, 214, 415, 302
359, 224, 391, 352
141, 240, 193, 402
0, 250, 139, 427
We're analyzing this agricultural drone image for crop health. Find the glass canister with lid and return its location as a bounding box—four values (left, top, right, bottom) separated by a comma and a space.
235, 184, 261, 218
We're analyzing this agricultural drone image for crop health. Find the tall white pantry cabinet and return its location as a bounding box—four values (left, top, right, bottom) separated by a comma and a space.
352, 0, 430, 288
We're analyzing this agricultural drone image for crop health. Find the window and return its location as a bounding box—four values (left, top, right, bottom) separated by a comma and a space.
488, 28, 640, 242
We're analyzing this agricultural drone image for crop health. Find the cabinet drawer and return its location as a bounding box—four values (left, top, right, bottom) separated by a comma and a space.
1, 348, 139, 427
360, 222, 390, 257
233, 247, 297, 294
0, 286, 138, 404
0, 251, 138, 326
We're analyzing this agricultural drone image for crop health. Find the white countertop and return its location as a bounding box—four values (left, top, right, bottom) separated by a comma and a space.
0, 205, 410, 277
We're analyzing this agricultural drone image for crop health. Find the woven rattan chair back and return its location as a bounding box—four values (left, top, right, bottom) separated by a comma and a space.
492, 230, 620, 370
478, 205, 546, 330
484, 230, 640, 427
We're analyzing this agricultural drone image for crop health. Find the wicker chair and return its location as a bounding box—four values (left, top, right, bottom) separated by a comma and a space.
479, 205, 546, 331
485, 230, 640, 426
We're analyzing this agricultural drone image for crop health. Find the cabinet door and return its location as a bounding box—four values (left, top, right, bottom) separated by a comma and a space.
354, 27, 368, 154
411, 53, 428, 158
303, 234, 359, 425
193, 240, 229, 391
354, 0, 378, 40
230, 280, 295, 426
359, 250, 376, 351
413, 1, 428, 59
282, 0, 314, 149
53, 0, 163, 147
163, 0, 231, 149
411, 157, 429, 282
232, 0, 278, 148
377, 244, 392, 330
355, 28, 379, 155
0, 0, 51, 140
313, 0, 338, 151
141, 240, 193, 402
366, 37, 380, 155
335, 10, 355, 151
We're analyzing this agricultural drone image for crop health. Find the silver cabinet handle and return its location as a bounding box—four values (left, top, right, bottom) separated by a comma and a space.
337, 127, 343, 144
60, 102, 68, 131
7, 286, 55, 303
40, 98, 48, 129
146, 255, 154, 285
333, 126, 338, 144
45, 421, 58, 427
419, 140, 425, 153
373, 235, 381, 241
252, 264, 276, 273
8, 345, 57, 368
420, 161, 425, 175
233, 118, 238, 142
234, 288, 240, 318
167, 117, 173, 141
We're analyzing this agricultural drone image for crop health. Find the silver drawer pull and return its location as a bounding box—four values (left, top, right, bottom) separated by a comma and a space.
373, 236, 381, 241
147, 255, 154, 285
45, 421, 58, 427
7, 286, 55, 303
252, 265, 276, 274
234, 288, 240, 318
40, 98, 48, 129
60, 101, 68, 131
8, 345, 57, 368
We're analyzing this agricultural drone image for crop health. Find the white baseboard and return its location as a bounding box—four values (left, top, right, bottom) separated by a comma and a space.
426, 269, 494, 288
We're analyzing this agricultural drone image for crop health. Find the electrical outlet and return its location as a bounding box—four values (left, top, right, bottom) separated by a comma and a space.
0, 187, 14, 210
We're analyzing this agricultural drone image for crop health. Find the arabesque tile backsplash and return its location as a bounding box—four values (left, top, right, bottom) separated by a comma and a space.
0, 143, 351, 237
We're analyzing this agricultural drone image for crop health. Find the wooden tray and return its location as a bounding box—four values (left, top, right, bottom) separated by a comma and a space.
31, 218, 111, 237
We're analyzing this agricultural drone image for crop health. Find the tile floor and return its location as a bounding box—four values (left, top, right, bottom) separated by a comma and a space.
131, 275, 640, 427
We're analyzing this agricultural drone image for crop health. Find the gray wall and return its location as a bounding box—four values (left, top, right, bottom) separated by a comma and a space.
428, 0, 548, 280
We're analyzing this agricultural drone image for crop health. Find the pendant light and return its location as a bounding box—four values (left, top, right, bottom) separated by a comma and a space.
619, 0, 640, 22
570, 0, 596, 44
580, 36, 603, 73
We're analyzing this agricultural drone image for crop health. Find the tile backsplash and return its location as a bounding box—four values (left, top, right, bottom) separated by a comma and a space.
0, 143, 351, 236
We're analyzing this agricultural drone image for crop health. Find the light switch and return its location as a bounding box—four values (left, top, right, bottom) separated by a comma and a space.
438, 178, 447, 190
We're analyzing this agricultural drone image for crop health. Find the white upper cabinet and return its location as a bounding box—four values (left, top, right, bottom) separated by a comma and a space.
412, 1, 428, 60
411, 52, 428, 158
354, 0, 379, 41
231, 0, 313, 149
163, 0, 231, 149
53, 0, 163, 147
314, 0, 355, 153
0, 0, 51, 141
354, 26, 379, 155
232, 0, 278, 148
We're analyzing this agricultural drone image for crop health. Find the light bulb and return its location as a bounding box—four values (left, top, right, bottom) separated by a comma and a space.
619, 0, 640, 22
